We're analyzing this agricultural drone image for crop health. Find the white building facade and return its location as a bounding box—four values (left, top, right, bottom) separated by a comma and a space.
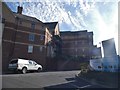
90, 38, 119, 72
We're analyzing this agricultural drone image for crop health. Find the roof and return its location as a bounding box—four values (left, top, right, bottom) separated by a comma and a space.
61, 30, 88, 33
13, 12, 43, 23
60, 30, 93, 36
60, 30, 87, 34
43, 22, 58, 30
2, 2, 15, 18
102, 38, 114, 43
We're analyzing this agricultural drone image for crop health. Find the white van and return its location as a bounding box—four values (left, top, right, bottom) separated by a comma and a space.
8, 58, 42, 74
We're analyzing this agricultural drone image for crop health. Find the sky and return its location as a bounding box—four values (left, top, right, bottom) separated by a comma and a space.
3, 0, 119, 54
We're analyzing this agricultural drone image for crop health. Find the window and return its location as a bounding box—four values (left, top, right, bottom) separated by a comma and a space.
29, 60, 33, 64
10, 60, 18, 64
29, 33, 35, 41
98, 66, 102, 68
76, 55, 77, 57
2, 18, 5, 23
28, 45, 33, 53
89, 35, 91, 38
114, 65, 116, 69
76, 49, 77, 52
82, 54, 85, 57
104, 66, 107, 69
31, 22, 35, 30
19, 20, 22, 24
89, 42, 92, 45
40, 46, 43, 52
40, 35, 44, 40
109, 66, 112, 68
33, 61, 37, 65
82, 48, 85, 52
75, 41, 77, 45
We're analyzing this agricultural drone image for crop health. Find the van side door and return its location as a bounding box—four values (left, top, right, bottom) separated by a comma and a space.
33, 61, 38, 70
28, 60, 34, 70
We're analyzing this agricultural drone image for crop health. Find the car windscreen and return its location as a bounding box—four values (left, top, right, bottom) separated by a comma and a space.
10, 60, 18, 64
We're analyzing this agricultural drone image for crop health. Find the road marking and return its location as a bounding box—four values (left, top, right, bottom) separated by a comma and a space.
80, 85, 92, 88
70, 82, 92, 89
70, 83, 81, 88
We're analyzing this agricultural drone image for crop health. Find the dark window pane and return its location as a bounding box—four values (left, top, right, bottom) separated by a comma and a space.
31, 22, 35, 30
29, 33, 35, 41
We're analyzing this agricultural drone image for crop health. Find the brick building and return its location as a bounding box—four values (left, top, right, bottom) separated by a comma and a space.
44, 22, 61, 57
2, 2, 60, 72
61, 30, 93, 61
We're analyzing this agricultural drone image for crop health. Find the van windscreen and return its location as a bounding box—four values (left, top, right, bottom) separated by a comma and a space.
10, 60, 18, 64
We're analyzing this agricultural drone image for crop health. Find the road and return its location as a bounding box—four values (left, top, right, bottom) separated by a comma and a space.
2, 70, 106, 89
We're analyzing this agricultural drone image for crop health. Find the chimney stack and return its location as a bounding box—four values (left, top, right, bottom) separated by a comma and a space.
17, 6, 23, 14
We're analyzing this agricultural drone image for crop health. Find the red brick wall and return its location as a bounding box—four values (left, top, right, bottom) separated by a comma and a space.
2, 21, 47, 72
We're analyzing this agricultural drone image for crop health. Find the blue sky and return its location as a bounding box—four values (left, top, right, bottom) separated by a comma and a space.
4, 0, 118, 53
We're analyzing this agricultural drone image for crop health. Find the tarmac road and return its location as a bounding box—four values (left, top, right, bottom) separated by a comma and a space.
2, 70, 106, 89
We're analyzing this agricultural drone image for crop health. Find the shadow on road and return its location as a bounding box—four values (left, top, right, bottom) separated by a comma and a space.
44, 77, 105, 89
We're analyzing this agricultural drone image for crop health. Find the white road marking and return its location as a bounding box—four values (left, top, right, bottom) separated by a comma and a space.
80, 85, 92, 88
70, 82, 92, 88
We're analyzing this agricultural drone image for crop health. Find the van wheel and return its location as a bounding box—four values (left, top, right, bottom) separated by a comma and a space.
37, 68, 41, 72
22, 67, 27, 74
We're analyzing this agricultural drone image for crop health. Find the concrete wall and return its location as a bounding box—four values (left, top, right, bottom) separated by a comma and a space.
90, 59, 102, 71
90, 56, 119, 72
118, 2, 120, 56
102, 56, 119, 72
102, 38, 117, 57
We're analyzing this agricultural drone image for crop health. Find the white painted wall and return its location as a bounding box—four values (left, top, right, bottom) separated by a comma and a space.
90, 59, 102, 71
118, 2, 120, 56
90, 56, 119, 72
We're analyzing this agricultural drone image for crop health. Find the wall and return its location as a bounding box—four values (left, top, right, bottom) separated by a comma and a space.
57, 60, 81, 71
90, 59, 102, 71
46, 58, 82, 71
61, 31, 93, 59
2, 3, 47, 72
102, 56, 119, 72
102, 38, 117, 57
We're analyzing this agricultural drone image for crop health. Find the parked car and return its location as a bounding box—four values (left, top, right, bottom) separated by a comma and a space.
8, 58, 42, 74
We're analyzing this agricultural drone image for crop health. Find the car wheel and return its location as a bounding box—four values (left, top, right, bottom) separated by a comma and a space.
22, 67, 27, 74
37, 68, 41, 72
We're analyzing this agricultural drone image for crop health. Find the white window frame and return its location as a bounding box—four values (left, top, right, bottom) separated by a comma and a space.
28, 45, 33, 53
